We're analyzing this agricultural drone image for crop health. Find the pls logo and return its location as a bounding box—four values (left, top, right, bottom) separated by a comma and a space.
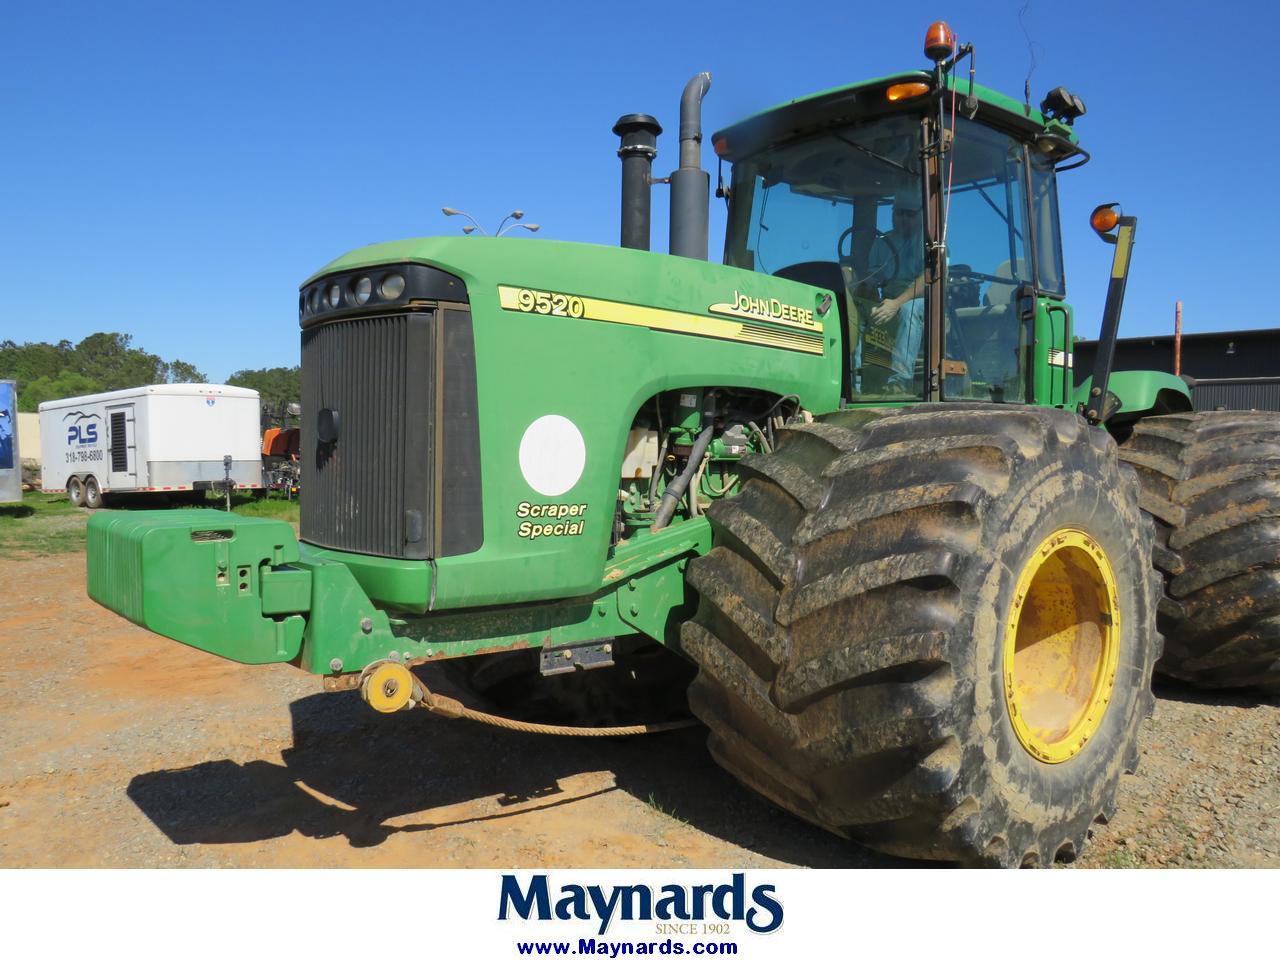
499, 873, 783, 934
62, 411, 101, 445
67, 423, 98, 444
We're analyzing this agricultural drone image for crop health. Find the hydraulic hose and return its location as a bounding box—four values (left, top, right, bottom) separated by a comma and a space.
651, 423, 714, 530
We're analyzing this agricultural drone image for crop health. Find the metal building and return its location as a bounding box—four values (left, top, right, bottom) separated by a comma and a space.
1075, 327, 1280, 412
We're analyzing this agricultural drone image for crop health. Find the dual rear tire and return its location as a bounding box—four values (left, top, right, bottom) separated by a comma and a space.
682, 405, 1160, 866
1120, 411, 1280, 692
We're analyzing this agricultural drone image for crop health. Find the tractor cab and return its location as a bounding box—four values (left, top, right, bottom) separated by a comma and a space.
715, 26, 1085, 407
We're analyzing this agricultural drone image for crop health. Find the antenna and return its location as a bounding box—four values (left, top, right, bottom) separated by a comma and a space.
1018, 1, 1041, 116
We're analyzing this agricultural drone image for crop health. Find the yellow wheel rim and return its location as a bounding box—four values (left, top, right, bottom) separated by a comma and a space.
1004, 528, 1120, 764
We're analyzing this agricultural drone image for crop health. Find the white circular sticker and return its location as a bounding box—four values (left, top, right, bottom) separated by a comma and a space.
519, 415, 586, 497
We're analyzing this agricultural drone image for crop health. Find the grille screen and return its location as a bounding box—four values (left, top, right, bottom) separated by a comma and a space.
301, 313, 436, 559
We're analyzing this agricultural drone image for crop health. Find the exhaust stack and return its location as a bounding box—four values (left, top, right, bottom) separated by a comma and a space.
613, 114, 662, 251
669, 72, 712, 261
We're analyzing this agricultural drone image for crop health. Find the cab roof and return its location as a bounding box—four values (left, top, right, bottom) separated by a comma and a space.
711, 70, 1079, 162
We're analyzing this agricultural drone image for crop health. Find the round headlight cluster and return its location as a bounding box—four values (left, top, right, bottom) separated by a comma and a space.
381, 273, 406, 299
300, 269, 412, 317
353, 276, 372, 305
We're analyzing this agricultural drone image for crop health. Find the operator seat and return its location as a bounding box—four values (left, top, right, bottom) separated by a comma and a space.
952, 259, 1026, 397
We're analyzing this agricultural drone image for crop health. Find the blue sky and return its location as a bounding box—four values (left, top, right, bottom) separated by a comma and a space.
1, 1, 1270, 381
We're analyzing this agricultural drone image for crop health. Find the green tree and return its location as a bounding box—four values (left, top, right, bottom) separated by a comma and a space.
164, 359, 208, 384
227, 366, 301, 418
21, 371, 98, 410
0, 333, 209, 409
74, 332, 165, 389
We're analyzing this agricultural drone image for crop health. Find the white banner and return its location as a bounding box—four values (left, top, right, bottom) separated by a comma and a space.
4, 868, 1277, 957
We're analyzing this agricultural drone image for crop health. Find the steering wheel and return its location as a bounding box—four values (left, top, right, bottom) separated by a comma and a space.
838, 227, 897, 290
949, 266, 1017, 286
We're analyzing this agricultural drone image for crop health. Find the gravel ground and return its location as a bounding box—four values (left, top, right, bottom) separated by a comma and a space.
0, 550, 1275, 868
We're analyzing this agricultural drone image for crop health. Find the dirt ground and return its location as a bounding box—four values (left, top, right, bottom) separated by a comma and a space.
1, 550, 1276, 869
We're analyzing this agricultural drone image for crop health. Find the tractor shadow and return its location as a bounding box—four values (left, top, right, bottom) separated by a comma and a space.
1151, 675, 1279, 709
126, 668, 908, 867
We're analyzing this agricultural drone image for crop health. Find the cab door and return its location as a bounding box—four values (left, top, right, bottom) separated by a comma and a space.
938, 116, 1034, 404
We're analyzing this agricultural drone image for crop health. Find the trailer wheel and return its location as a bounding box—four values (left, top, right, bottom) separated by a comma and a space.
683, 405, 1160, 866
83, 476, 104, 510
1119, 411, 1280, 691
67, 476, 85, 508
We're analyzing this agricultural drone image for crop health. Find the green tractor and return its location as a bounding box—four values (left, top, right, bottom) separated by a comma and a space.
88, 22, 1279, 866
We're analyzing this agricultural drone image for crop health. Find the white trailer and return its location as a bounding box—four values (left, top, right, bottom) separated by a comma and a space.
39, 384, 263, 508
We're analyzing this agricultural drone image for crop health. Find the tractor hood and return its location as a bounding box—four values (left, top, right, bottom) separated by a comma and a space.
304, 235, 793, 316
295, 234, 842, 612
300, 236, 837, 358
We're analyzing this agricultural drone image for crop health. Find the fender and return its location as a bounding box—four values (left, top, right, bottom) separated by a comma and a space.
1073, 369, 1193, 423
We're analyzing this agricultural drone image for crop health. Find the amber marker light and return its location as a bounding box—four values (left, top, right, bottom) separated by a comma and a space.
712, 136, 729, 157
1090, 203, 1120, 236
924, 21, 956, 62
886, 81, 930, 101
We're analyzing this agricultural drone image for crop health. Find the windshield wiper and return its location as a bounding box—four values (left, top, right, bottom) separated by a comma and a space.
833, 134, 916, 177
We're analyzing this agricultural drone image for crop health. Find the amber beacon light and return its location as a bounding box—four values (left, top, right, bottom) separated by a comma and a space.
1090, 203, 1120, 236
886, 82, 931, 101
924, 21, 956, 62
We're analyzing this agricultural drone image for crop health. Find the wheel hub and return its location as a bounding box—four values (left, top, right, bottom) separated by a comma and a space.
1004, 528, 1120, 764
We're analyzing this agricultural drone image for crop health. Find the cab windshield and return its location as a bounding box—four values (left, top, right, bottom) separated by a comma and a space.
725, 112, 1047, 405
724, 115, 927, 401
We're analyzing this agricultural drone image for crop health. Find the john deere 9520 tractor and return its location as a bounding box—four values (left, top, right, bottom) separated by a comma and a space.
87, 22, 1280, 866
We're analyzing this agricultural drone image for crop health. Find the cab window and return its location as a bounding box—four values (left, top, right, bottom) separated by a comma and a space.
943, 117, 1031, 403
724, 115, 928, 402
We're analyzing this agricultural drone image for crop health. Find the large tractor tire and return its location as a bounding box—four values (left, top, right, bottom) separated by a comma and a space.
1119, 411, 1280, 692
682, 405, 1160, 866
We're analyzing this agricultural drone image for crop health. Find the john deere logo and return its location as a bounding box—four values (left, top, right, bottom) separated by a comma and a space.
709, 291, 816, 328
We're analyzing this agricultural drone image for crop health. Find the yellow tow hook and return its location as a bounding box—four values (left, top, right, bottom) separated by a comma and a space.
359, 660, 421, 713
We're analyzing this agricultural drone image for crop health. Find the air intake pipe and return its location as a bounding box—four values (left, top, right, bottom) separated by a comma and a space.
669, 72, 712, 261
613, 114, 662, 251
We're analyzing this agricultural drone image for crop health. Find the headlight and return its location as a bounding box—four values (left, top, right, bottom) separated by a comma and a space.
353, 276, 372, 305
327, 284, 342, 308
381, 273, 406, 299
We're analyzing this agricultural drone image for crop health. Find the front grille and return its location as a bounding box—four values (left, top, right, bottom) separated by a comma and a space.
301, 312, 436, 558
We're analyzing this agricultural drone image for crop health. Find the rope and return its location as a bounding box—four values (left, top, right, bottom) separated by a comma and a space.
413, 682, 701, 737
